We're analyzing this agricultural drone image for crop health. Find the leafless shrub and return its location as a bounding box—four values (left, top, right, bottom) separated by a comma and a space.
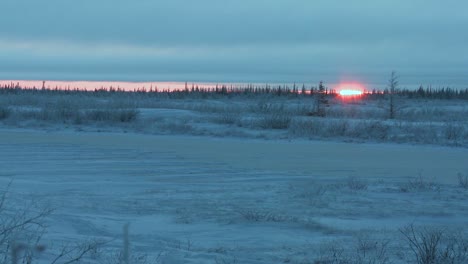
251, 102, 286, 114
288, 119, 323, 137
45, 102, 81, 121
257, 114, 291, 129
1, 182, 110, 264
213, 112, 242, 125
175, 237, 194, 252
325, 120, 350, 137
296, 104, 318, 116
102, 249, 157, 264
397, 123, 440, 145
289, 182, 330, 210
295, 183, 328, 198
103, 249, 155, 264
400, 173, 440, 192
158, 122, 193, 134
85, 109, 139, 123
215, 255, 238, 264
236, 209, 293, 223
0, 106, 11, 120
399, 224, 468, 264
354, 236, 391, 264
347, 177, 368, 191
10, 241, 46, 264
443, 123, 465, 141
354, 121, 390, 140
315, 242, 351, 264
315, 236, 390, 264
94, 223, 162, 264
458, 172, 468, 189
174, 208, 194, 224
1, 182, 53, 264
117, 109, 139, 123
12, 104, 138, 124
50, 240, 104, 264
399, 107, 468, 123
441, 234, 468, 263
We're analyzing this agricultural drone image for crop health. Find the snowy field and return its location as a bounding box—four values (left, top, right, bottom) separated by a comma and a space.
1, 91, 468, 263
1, 91, 468, 147
1, 129, 467, 263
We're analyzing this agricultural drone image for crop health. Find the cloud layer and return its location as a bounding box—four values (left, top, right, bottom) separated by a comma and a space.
1, 0, 467, 86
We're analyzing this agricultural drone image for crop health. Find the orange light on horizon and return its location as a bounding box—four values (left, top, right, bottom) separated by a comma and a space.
336, 82, 365, 98
339, 89, 363, 96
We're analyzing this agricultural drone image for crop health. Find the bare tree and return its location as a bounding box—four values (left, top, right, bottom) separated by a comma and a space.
400, 224, 468, 264
1, 182, 105, 264
388, 71, 398, 119
1, 182, 52, 264
50, 240, 103, 264
314, 81, 327, 117
122, 223, 130, 264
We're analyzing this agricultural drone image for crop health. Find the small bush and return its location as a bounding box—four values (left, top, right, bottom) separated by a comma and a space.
400, 173, 440, 192
237, 209, 292, 223
315, 236, 390, 264
85, 109, 111, 122
347, 176, 368, 191
257, 114, 291, 129
103, 250, 153, 264
359, 121, 390, 140
458, 172, 468, 189
213, 112, 241, 125
34, 102, 82, 122
0, 106, 11, 120
158, 122, 193, 134
117, 109, 139, 122
85, 109, 139, 123
400, 224, 468, 264
295, 104, 317, 116
444, 123, 464, 141
315, 243, 350, 264
325, 120, 349, 137
1, 183, 53, 264
288, 119, 323, 137
251, 102, 286, 114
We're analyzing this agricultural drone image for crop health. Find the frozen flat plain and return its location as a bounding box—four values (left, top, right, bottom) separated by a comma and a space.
1, 129, 467, 263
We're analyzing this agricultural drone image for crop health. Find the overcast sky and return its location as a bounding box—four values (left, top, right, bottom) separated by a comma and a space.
0, 0, 467, 86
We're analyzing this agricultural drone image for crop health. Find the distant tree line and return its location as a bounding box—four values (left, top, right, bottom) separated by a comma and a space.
1, 81, 467, 100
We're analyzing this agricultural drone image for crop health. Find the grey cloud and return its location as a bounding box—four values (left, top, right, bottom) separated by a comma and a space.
2, 0, 467, 46
0, 0, 467, 85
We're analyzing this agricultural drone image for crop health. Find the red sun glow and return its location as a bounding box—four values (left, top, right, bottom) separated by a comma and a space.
336, 83, 365, 97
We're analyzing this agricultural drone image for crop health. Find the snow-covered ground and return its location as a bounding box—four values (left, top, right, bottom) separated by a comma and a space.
1, 129, 467, 263
2, 93, 468, 147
